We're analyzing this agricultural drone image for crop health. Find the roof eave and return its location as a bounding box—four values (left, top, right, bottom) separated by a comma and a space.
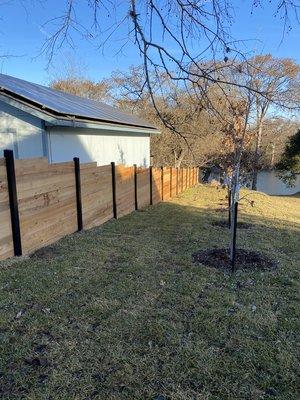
45, 120, 161, 135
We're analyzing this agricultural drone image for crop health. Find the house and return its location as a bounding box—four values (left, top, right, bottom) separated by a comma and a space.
0, 73, 159, 166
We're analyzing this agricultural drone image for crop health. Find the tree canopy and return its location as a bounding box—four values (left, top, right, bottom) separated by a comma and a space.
276, 130, 300, 187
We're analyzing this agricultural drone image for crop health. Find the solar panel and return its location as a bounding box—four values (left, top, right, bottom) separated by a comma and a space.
0, 73, 156, 130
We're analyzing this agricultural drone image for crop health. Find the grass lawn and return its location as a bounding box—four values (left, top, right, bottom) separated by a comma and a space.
0, 185, 299, 400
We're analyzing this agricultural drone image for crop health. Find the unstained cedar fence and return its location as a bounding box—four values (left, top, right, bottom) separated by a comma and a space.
0, 150, 199, 261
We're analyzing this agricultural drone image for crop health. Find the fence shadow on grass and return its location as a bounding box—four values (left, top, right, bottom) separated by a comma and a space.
19, 196, 299, 274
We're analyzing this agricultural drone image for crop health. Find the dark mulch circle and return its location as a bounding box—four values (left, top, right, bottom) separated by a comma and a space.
211, 220, 253, 229
192, 248, 277, 271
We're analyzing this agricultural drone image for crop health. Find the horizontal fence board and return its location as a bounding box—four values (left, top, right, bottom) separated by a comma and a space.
14, 157, 77, 255
81, 163, 113, 229
162, 167, 171, 200
116, 165, 135, 218
137, 168, 150, 209
0, 212, 11, 239
152, 168, 162, 204
83, 203, 113, 229
22, 215, 77, 254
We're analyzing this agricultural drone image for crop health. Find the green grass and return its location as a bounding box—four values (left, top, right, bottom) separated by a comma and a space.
0, 185, 299, 400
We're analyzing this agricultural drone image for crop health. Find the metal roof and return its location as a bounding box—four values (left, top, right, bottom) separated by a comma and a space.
0, 73, 157, 130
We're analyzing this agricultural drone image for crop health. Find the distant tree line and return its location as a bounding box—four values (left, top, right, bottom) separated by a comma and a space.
50, 54, 300, 188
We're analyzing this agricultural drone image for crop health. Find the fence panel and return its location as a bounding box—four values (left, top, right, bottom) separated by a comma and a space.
0, 158, 14, 260
178, 168, 183, 194
163, 167, 171, 200
186, 168, 189, 188
181, 168, 185, 190
171, 167, 177, 197
116, 165, 135, 218
137, 167, 150, 209
81, 163, 113, 229
152, 167, 162, 204
15, 158, 77, 254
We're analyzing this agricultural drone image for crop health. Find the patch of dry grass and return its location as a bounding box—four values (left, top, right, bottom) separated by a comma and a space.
0, 185, 299, 399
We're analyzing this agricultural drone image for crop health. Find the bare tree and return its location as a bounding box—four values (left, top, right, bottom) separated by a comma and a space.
244, 55, 300, 190
108, 66, 224, 167
204, 75, 256, 266
258, 117, 300, 168
223, 99, 254, 266
49, 55, 111, 101
51, 77, 110, 101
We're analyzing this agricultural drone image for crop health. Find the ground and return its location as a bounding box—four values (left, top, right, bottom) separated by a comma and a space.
0, 185, 299, 400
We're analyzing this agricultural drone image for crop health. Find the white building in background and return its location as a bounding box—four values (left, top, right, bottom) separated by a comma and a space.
0, 73, 159, 166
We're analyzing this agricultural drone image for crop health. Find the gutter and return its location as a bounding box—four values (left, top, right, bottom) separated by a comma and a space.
44, 120, 160, 135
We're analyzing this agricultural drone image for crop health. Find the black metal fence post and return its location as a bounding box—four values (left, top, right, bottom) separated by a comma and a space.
73, 157, 83, 231
149, 166, 153, 206
4, 149, 22, 256
231, 202, 238, 271
111, 162, 117, 219
161, 166, 164, 201
134, 164, 138, 210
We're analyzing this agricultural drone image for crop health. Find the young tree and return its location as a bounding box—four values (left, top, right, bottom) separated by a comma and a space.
276, 130, 300, 187
210, 83, 255, 266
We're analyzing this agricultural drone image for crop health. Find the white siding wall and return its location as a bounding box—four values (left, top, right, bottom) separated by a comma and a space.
48, 128, 150, 167
0, 101, 151, 166
0, 101, 45, 158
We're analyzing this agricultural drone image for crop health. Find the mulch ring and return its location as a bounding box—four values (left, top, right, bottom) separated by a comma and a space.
211, 220, 253, 229
192, 248, 277, 271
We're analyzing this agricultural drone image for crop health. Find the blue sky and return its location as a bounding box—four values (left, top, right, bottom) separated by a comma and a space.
0, 0, 299, 85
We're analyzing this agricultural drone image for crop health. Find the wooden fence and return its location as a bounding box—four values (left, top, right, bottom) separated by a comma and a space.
0, 150, 199, 261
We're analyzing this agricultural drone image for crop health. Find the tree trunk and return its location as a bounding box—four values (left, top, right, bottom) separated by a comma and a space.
174, 150, 185, 168
229, 160, 241, 268
270, 143, 275, 168
251, 120, 263, 190
229, 201, 238, 270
